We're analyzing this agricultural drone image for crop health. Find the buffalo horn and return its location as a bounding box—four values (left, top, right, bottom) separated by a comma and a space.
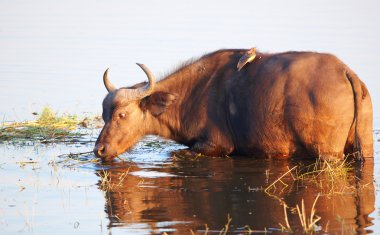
118, 63, 156, 101
136, 63, 155, 95
103, 68, 116, 92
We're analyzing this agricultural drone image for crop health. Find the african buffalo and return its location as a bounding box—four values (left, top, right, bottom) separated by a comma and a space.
94, 49, 373, 161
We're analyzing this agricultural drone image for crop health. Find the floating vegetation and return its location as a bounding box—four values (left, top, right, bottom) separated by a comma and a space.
55, 151, 99, 167
0, 106, 102, 144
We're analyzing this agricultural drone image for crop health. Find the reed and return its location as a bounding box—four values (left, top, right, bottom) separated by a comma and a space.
98, 168, 130, 192
295, 194, 321, 233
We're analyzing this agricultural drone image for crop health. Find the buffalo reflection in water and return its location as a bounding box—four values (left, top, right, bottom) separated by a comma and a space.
96, 156, 374, 234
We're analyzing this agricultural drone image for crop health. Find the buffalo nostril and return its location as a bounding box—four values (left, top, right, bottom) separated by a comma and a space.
98, 145, 105, 156
94, 144, 106, 157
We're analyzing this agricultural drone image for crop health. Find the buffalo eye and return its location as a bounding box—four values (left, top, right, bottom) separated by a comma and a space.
119, 113, 126, 119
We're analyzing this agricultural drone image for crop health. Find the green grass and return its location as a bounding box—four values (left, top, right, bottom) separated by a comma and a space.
0, 106, 100, 144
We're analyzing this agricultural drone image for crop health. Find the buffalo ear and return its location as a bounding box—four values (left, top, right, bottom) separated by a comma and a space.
140, 92, 177, 116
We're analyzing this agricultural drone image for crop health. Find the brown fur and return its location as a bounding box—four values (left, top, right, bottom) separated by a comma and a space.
94, 49, 373, 161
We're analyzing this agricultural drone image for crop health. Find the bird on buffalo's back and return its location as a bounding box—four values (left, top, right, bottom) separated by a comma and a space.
237, 47, 257, 71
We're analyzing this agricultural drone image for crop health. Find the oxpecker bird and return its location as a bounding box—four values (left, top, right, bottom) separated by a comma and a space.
237, 47, 257, 72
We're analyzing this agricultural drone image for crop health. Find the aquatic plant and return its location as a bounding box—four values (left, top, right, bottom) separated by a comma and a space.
295, 194, 321, 233
0, 106, 102, 144
97, 168, 130, 192
279, 203, 292, 232
264, 158, 367, 234
265, 158, 357, 197
294, 159, 357, 195
278, 194, 321, 234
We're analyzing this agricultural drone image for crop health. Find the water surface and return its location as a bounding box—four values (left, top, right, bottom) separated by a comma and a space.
1, 135, 379, 234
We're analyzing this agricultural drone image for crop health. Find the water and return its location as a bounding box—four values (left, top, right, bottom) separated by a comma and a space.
1, 0, 380, 234
1, 136, 379, 234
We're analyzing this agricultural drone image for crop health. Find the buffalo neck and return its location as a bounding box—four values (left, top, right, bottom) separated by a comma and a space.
147, 50, 239, 146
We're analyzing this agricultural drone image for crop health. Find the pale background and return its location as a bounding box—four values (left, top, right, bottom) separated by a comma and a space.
0, 0, 379, 125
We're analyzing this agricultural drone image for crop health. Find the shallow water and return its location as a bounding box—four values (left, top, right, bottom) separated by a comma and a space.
1, 135, 380, 234
1, 0, 380, 234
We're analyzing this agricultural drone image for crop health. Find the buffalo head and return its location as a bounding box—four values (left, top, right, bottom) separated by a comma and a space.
94, 64, 177, 161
